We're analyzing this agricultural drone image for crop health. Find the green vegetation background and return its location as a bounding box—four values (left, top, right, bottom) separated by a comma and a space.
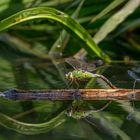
0, 0, 140, 140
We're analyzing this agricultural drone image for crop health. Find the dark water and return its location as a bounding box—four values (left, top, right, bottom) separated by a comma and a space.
0, 57, 140, 140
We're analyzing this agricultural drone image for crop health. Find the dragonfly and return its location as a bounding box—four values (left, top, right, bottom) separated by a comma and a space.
65, 57, 116, 89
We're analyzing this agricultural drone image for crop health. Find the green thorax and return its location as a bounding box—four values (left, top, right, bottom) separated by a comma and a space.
71, 70, 93, 80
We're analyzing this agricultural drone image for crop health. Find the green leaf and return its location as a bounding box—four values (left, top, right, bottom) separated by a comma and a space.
0, 111, 66, 135
49, 0, 85, 56
93, 0, 140, 44
0, 7, 110, 62
90, 0, 125, 23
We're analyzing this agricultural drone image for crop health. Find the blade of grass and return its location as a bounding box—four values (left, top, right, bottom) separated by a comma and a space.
93, 0, 140, 44
0, 7, 110, 62
75, 0, 140, 58
84, 112, 130, 140
112, 19, 140, 37
49, 0, 85, 56
0, 111, 66, 135
90, 0, 125, 23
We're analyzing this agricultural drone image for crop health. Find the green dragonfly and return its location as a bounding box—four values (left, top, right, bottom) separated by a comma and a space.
65, 57, 116, 89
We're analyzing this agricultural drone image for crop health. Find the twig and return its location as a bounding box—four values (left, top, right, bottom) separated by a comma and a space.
0, 88, 140, 101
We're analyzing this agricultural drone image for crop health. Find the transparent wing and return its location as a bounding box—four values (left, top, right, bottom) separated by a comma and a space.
65, 57, 83, 70
65, 57, 102, 72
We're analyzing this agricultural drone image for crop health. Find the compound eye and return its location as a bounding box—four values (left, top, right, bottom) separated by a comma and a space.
66, 72, 71, 78
70, 72, 73, 78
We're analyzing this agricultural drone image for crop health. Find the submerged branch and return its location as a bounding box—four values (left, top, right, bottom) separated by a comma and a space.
0, 88, 140, 101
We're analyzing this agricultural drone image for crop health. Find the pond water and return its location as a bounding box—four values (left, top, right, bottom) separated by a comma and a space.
0, 57, 140, 140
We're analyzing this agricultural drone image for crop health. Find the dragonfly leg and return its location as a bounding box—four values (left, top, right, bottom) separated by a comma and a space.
67, 78, 80, 89
75, 80, 80, 89
67, 78, 74, 88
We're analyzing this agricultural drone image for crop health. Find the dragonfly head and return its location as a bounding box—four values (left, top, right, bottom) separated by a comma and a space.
65, 72, 73, 80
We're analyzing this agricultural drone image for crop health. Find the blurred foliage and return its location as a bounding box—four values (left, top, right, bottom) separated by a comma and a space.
0, 0, 140, 139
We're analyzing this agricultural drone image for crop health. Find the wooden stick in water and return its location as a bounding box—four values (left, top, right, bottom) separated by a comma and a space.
0, 89, 139, 101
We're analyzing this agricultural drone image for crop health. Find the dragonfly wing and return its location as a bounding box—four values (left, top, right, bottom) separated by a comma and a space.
80, 59, 104, 72
85, 60, 104, 72
65, 57, 93, 71
83, 63, 96, 72
65, 57, 82, 70
65, 57, 104, 71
